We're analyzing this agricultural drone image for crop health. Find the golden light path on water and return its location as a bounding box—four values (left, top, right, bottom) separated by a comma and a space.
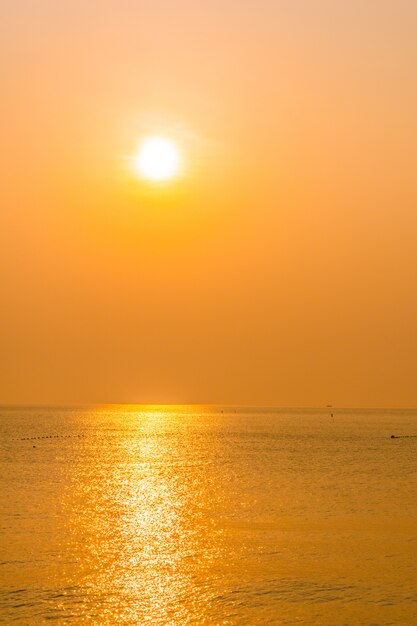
62, 407, 229, 624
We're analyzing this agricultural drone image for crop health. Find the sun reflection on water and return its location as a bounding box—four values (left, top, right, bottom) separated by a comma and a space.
64, 407, 225, 624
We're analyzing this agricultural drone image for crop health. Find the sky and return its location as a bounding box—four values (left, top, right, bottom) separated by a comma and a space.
1, 0, 416, 406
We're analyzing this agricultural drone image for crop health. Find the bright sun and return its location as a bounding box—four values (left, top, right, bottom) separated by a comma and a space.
134, 136, 180, 181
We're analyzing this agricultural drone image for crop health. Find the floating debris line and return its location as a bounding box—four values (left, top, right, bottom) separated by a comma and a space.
19, 434, 86, 441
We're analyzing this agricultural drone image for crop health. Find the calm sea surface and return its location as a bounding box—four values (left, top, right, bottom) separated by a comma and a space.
1, 406, 417, 625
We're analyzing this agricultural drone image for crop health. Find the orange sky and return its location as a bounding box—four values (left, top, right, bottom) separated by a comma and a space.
1, 0, 416, 406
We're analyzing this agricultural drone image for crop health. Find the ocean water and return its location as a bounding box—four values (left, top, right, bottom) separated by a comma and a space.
1, 406, 417, 625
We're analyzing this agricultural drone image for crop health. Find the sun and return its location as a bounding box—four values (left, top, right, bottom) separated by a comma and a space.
134, 136, 180, 181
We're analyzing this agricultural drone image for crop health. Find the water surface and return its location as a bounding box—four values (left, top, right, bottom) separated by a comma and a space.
1, 406, 417, 624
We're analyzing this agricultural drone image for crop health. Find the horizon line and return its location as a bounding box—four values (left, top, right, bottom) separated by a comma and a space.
1, 403, 417, 411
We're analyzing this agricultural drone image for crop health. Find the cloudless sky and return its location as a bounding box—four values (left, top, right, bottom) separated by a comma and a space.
1, 0, 416, 405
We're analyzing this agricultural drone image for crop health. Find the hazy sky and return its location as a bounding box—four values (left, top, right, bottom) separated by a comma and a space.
1, 0, 416, 406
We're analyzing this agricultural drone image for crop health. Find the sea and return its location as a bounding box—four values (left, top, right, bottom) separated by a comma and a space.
1, 405, 417, 625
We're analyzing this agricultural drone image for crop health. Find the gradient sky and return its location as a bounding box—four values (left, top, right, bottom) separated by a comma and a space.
1, 0, 416, 406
